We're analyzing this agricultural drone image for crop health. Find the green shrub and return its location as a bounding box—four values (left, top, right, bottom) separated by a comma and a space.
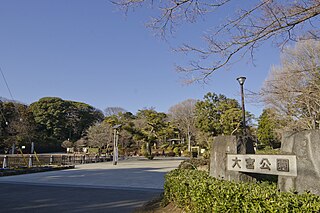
178, 158, 209, 170
166, 146, 173, 152
173, 147, 180, 156
182, 150, 191, 157
164, 169, 320, 213
202, 150, 210, 159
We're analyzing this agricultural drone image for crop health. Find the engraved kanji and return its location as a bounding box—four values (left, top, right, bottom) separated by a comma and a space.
277, 159, 289, 172
245, 158, 255, 169
260, 158, 271, 170
232, 157, 241, 168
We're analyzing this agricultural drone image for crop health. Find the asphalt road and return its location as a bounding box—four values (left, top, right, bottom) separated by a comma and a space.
0, 157, 185, 213
0, 183, 160, 213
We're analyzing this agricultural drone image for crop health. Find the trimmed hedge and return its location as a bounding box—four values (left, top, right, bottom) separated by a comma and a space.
164, 169, 320, 212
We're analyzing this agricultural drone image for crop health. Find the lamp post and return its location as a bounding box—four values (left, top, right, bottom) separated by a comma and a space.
236, 76, 246, 138
112, 124, 122, 165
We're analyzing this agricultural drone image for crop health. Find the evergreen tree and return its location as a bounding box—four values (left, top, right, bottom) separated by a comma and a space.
195, 92, 250, 136
257, 108, 281, 149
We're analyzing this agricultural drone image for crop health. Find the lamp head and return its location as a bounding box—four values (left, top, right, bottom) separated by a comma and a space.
236, 76, 246, 85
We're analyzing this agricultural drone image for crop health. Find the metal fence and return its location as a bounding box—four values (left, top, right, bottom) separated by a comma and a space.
0, 154, 112, 168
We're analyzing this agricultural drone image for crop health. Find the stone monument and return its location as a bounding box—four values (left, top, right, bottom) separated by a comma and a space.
210, 130, 320, 195
210, 135, 255, 181
279, 130, 320, 195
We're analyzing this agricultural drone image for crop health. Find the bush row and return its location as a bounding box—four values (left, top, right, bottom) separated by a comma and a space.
164, 169, 320, 212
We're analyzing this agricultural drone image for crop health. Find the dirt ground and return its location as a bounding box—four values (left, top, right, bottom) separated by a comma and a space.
134, 195, 184, 213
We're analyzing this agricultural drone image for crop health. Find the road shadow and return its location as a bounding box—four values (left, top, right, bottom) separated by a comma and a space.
0, 167, 174, 190
0, 183, 160, 213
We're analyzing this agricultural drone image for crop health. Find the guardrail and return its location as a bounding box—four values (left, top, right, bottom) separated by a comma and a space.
0, 154, 112, 168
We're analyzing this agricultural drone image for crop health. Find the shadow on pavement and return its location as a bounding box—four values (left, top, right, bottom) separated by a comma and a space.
0, 183, 160, 213
0, 167, 174, 190
0, 167, 174, 212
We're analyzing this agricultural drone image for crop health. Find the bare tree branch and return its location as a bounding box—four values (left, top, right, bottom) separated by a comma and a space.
259, 39, 320, 130
113, 0, 320, 83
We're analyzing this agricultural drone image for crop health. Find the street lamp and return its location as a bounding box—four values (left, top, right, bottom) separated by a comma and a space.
236, 76, 246, 138
112, 124, 122, 165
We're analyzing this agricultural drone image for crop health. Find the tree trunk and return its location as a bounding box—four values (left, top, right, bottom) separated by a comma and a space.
187, 132, 191, 152
146, 142, 152, 156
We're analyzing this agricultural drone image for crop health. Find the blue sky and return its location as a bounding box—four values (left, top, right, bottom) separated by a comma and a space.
0, 0, 281, 117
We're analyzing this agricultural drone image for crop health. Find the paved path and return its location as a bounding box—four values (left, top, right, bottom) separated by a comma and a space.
0, 157, 184, 212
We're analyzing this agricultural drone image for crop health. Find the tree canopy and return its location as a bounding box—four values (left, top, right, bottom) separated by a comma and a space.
0, 93, 258, 154
29, 97, 104, 141
0, 102, 36, 150
195, 92, 246, 136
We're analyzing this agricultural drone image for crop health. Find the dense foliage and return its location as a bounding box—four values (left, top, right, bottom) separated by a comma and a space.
0, 97, 103, 153
29, 97, 104, 141
195, 92, 252, 136
164, 169, 320, 213
131, 109, 177, 157
257, 109, 281, 149
0, 102, 36, 151
0, 91, 256, 154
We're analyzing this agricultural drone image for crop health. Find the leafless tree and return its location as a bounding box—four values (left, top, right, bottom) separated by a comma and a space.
104, 107, 127, 116
61, 140, 73, 149
168, 99, 197, 151
260, 39, 320, 130
114, 0, 319, 83
87, 122, 113, 149
74, 138, 88, 151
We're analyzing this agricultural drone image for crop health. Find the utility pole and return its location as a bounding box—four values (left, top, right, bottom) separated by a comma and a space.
112, 124, 121, 165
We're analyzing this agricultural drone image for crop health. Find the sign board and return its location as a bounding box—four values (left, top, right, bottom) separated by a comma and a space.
227, 154, 297, 177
